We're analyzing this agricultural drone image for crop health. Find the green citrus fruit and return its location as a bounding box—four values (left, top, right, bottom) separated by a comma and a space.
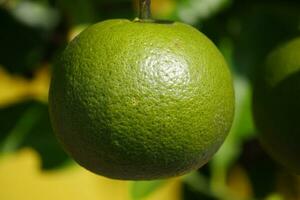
49, 19, 234, 180
253, 37, 300, 175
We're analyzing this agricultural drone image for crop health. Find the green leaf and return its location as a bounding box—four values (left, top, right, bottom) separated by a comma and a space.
182, 172, 218, 200
0, 101, 32, 146
1, 103, 43, 153
0, 101, 70, 170
182, 172, 212, 196
130, 180, 167, 200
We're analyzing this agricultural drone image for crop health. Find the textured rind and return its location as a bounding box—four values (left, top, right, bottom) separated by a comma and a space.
253, 37, 300, 175
49, 19, 235, 180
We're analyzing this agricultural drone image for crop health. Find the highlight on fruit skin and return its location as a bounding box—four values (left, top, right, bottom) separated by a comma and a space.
49, 19, 235, 180
253, 37, 300, 175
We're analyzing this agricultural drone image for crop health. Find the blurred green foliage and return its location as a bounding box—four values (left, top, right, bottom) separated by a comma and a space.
130, 180, 167, 200
0, 0, 300, 200
0, 101, 70, 169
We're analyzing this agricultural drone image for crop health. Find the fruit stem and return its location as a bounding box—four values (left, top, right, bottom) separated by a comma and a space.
139, 0, 151, 20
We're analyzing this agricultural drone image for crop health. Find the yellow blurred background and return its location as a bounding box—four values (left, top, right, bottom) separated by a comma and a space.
0, 0, 300, 199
